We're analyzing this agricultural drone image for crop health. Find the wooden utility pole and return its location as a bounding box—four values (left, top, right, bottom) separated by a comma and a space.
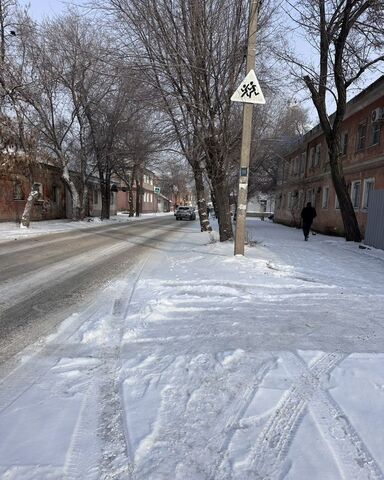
234, 0, 261, 255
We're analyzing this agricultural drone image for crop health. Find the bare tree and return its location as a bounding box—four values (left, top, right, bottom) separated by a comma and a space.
101, 0, 276, 240
12, 17, 86, 219
0, 1, 44, 226
248, 100, 310, 197
281, 0, 384, 241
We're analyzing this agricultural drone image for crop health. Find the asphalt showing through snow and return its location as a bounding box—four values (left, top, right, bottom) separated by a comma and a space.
0, 216, 189, 369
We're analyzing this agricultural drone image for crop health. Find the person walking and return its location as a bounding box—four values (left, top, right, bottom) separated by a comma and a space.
301, 202, 317, 241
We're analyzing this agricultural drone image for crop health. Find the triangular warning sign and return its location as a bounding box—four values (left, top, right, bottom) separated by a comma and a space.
231, 69, 266, 104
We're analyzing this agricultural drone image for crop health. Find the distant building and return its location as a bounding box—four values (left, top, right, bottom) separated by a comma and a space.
0, 162, 118, 222
274, 76, 384, 237
247, 192, 274, 218
115, 169, 173, 215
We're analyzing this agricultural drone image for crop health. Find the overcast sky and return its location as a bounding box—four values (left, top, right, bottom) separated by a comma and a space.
21, 0, 80, 19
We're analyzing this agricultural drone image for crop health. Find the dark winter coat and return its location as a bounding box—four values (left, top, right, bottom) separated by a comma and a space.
301, 206, 317, 224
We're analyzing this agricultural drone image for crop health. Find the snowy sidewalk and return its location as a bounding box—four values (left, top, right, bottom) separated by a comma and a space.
0, 219, 384, 479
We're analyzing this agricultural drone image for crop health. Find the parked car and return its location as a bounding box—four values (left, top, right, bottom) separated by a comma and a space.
175, 206, 196, 221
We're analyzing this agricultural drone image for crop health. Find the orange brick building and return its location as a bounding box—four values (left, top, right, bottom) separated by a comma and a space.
274, 76, 384, 237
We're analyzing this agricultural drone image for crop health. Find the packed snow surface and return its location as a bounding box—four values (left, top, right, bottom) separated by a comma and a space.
0, 218, 384, 479
0, 212, 168, 242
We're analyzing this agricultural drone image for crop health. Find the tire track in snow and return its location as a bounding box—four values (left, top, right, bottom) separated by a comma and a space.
207, 356, 277, 480
282, 352, 384, 480
244, 352, 346, 479
63, 381, 101, 480
97, 256, 150, 480
123, 282, 258, 479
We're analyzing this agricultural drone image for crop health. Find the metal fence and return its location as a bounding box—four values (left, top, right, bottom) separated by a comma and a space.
365, 190, 384, 250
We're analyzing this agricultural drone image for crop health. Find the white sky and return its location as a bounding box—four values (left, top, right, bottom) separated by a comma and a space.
20, 0, 82, 19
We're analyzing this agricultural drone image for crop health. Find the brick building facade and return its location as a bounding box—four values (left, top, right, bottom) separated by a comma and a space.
274, 76, 384, 237
0, 164, 117, 222
116, 169, 172, 214
0, 164, 67, 223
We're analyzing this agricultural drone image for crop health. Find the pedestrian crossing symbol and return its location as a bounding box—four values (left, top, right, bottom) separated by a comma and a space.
231, 69, 265, 104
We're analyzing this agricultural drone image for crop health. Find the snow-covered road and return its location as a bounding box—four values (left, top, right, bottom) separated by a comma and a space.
0, 218, 383, 479
0, 215, 181, 367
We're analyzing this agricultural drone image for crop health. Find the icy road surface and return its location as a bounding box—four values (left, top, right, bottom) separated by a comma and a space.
0, 218, 384, 479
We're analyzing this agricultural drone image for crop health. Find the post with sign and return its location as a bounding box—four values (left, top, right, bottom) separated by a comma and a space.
232, 0, 264, 256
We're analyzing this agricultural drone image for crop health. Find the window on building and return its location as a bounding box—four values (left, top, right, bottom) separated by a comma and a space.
300, 153, 306, 174
371, 123, 381, 146
288, 192, 292, 209
299, 190, 304, 207
315, 144, 321, 166
306, 189, 314, 205
52, 185, 59, 203
32, 182, 43, 200
293, 157, 299, 175
335, 192, 340, 209
110, 191, 114, 204
351, 180, 361, 209
322, 186, 329, 209
93, 189, 99, 204
310, 147, 315, 167
13, 180, 24, 200
356, 123, 367, 150
362, 178, 375, 210
341, 132, 348, 155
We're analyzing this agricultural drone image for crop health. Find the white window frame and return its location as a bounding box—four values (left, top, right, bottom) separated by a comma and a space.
351, 180, 361, 209
362, 178, 375, 210
322, 186, 329, 209
315, 144, 321, 166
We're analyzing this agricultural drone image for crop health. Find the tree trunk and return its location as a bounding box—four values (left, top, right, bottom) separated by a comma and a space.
193, 163, 212, 232
211, 172, 233, 241
135, 177, 141, 217
21, 189, 39, 228
329, 147, 361, 242
62, 164, 81, 220
128, 188, 134, 216
100, 171, 111, 220
80, 184, 88, 220
128, 166, 136, 216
